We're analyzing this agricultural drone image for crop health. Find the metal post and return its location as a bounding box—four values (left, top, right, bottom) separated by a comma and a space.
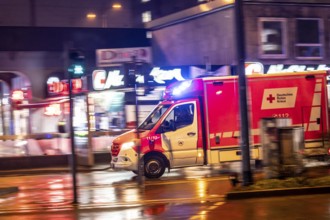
65, 42, 78, 204
0, 83, 5, 135
234, 0, 253, 186
68, 77, 78, 204
132, 56, 144, 186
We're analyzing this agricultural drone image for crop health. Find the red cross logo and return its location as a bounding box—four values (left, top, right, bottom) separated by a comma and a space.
267, 94, 276, 103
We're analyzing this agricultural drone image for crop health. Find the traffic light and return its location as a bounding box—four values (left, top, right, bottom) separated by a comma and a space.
68, 49, 85, 79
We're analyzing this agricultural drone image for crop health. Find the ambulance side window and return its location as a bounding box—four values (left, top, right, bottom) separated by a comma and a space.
174, 104, 194, 129
158, 111, 175, 133
158, 103, 194, 133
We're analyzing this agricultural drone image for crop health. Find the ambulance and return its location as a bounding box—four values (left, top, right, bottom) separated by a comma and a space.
110, 70, 330, 178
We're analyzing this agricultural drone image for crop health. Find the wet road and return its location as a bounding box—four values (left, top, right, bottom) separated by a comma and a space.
0, 193, 330, 219
0, 164, 329, 219
0, 166, 230, 214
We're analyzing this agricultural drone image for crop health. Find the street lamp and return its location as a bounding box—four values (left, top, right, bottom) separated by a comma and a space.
112, 3, 122, 9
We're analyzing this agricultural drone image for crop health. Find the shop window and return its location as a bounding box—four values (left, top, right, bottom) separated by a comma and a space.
295, 18, 323, 59
142, 11, 151, 23
258, 18, 287, 58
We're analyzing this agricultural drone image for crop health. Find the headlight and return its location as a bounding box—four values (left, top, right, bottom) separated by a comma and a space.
121, 141, 135, 150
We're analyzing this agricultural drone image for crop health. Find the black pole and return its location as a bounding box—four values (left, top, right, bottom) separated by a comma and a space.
0, 84, 5, 134
68, 77, 78, 203
132, 56, 144, 186
65, 42, 78, 204
234, 0, 253, 186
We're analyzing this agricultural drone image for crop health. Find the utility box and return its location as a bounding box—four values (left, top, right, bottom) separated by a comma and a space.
277, 127, 304, 177
260, 117, 292, 165
260, 118, 304, 178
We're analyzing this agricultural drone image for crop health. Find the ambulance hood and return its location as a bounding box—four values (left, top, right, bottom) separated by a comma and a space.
113, 129, 150, 145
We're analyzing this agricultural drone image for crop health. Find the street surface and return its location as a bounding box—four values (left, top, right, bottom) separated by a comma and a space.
0, 162, 329, 219
0, 165, 230, 218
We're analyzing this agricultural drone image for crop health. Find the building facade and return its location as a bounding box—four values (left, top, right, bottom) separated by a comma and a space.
0, 0, 133, 28
1, 0, 330, 159
147, 0, 330, 73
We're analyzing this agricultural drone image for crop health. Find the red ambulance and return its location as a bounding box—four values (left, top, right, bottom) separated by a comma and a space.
110, 70, 330, 178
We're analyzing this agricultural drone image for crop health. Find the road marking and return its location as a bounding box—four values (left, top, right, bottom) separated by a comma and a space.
110, 176, 229, 188
189, 201, 225, 220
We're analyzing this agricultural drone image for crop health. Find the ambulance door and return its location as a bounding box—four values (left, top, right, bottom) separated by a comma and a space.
158, 102, 200, 167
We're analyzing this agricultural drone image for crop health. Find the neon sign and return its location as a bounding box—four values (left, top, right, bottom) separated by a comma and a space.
92, 70, 124, 90
47, 79, 83, 95
11, 90, 24, 101
149, 67, 185, 84
266, 64, 330, 73
245, 62, 264, 75
44, 104, 62, 116
96, 47, 151, 66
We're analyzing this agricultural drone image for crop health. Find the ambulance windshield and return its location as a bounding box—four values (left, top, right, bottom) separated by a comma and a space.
138, 104, 171, 130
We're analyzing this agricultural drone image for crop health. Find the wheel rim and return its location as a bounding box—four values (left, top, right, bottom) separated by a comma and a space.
146, 159, 161, 175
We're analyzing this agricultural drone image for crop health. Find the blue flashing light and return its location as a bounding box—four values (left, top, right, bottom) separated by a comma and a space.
172, 80, 192, 96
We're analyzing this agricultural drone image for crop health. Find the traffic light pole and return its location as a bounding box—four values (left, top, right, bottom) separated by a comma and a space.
68, 77, 78, 204
65, 42, 79, 204
234, 0, 253, 186
132, 56, 144, 186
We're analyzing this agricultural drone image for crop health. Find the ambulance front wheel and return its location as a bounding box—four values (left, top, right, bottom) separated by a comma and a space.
144, 155, 165, 179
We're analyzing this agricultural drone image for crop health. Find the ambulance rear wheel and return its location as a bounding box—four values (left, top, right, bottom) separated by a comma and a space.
144, 156, 165, 179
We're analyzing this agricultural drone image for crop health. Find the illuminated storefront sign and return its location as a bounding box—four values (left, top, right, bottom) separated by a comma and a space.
244, 63, 330, 75
92, 66, 189, 91
245, 62, 264, 75
47, 77, 83, 95
11, 89, 31, 104
96, 47, 152, 67
11, 90, 25, 101
93, 69, 125, 90
149, 67, 185, 84
266, 64, 330, 73
44, 104, 62, 116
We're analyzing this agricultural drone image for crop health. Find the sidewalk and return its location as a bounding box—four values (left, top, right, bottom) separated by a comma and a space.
0, 163, 111, 176
226, 164, 330, 199
0, 163, 111, 197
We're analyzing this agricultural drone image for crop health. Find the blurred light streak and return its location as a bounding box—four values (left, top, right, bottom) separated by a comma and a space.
197, 180, 206, 198
123, 188, 140, 202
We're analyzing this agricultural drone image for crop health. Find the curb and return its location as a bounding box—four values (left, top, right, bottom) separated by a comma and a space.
0, 166, 112, 176
0, 187, 19, 196
226, 186, 330, 200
